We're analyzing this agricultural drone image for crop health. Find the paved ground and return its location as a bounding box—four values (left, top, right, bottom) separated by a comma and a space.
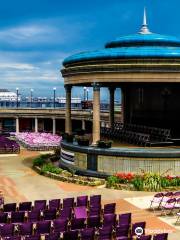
0, 149, 179, 239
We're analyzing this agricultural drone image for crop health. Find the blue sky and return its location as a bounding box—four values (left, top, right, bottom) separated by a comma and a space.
0, 0, 180, 99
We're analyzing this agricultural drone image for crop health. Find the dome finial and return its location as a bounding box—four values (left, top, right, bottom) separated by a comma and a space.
139, 7, 151, 34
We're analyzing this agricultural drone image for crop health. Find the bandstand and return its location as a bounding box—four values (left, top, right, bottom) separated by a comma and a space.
60, 10, 180, 176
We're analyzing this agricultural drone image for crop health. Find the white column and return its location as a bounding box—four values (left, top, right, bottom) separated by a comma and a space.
65, 85, 72, 134
52, 118, 56, 135
92, 83, 100, 145
35, 118, 38, 133
16, 117, 19, 133
82, 120, 85, 130
109, 87, 115, 129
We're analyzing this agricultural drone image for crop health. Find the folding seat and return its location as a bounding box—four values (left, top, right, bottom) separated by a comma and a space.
34, 200, 47, 211
3, 203, 16, 212
36, 220, 51, 234
76, 195, 88, 207
53, 218, 68, 233
90, 195, 101, 207
62, 197, 74, 208
149, 193, 164, 210
59, 207, 72, 220
89, 205, 101, 216
74, 206, 87, 219
139, 236, 152, 240
80, 227, 95, 240
18, 222, 33, 236
11, 211, 25, 223
63, 230, 79, 240
25, 235, 41, 240
0, 223, 14, 237
160, 198, 176, 215
70, 218, 85, 230
43, 209, 57, 220
19, 201, 32, 211
49, 199, 61, 210
45, 233, 60, 240
103, 213, 116, 227
131, 222, 146, 237
87, 215, 101, 228
118, 213, 131, 227
27, 210, 41, 222
103, 203, 116, 214
115, 225, 129, 240
0, 212, 8, 223
153, 233, 168, 240
98, 226, 112, 240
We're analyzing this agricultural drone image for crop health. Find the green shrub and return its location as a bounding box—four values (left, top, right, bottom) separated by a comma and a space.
33, 157, 45, 166
41, 163, 62, 174
132, 175, 144, 191
40, 154, 51, 160
143, 173, 162, 191
106, 175, 119, 188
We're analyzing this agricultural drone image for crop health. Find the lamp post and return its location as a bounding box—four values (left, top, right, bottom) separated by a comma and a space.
30, 88, 34, 108
86, 88, 89, 101
83, 87, 87, 101
53, 87, 56, 108
16, 88, 19, 108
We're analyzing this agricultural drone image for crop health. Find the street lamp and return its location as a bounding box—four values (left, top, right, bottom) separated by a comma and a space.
30, 89, 34, 108
53, 87, 56, 108
83, 87, 87, 101
86, 88, 89, 101
16, 88, 19, 108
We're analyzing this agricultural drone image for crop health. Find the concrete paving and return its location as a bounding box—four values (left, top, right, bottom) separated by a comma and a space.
0, 149, 179, 239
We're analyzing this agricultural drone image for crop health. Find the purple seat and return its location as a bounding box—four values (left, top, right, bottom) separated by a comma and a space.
45, 233, 60, 240
70, 218, 85, 230
49, 199, 60, 210
139, 235, 152, 240
104, 203, 116, 214
27, 210, 41, 222
25, 235, 41, 240
36, 220, 51, 234
2, 237, 21, 240
161, 198, 176, 215
11, 211, 25, 223
87, 215, 101, 228
76, 195, 88, 207
131, 222, 146, 236
153, 233, 168, 240
74, 206, 87, 219
18, 222, 33, 236
149, 193, 164, 210
63, 230, 79, 240
3, 203, 16, 212
0, 212, 8, 223
90, 195, 101, 207
34, 200, 46, 211
103, 213, 116, 227
118, 213, 131, 227
19, 201, 32, 211
80, 228, 95, 240
89, 205, 101, 216
53, 218, 68, 233
115, 225, 129, 239
43, 209, 57, 220
63, 197, 74, 208
98, 226, 112, 240
0, 223, 14, 236
59, 207, 72, 220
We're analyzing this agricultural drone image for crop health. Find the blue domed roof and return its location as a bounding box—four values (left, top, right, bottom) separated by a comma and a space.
63, 12, 180, 66
105, 33, 180, 48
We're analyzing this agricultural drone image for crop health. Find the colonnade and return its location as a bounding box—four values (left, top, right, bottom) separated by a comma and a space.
65, 83, 122, 145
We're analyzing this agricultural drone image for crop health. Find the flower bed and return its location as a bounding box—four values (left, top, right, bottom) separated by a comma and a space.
106, 172, 180, 191
15, 132, 62, 151
32, 155, 105, 187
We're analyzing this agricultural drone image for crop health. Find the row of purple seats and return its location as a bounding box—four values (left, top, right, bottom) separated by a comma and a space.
0, 136, 20, 153
1, 195, 101, 213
